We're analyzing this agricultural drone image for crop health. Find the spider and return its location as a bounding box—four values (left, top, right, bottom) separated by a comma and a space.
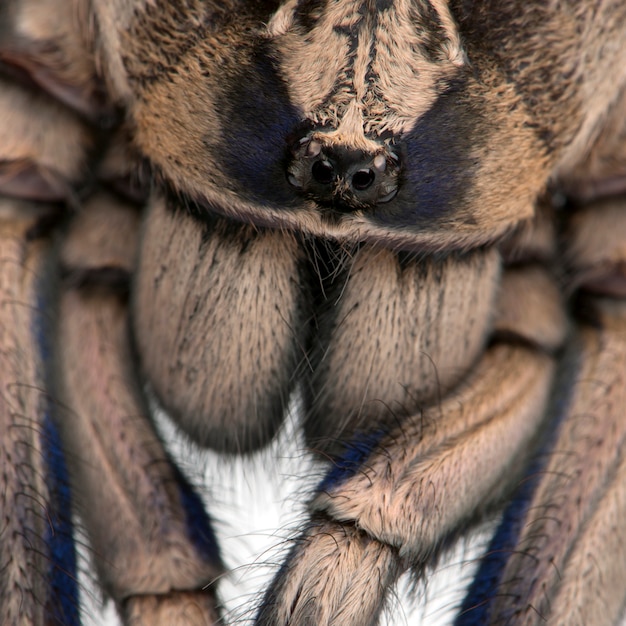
1, 0, 626, 624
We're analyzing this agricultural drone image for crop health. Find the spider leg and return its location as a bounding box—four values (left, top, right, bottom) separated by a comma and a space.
0, 77, 93, 204
0, 40, 96, 621
256, 213, 565, 625
313, 339, 558, 558
55, 191, 224, 625
255, 343, 557, 626
556, 86, 626, 205
458, 195, 626, 626
2, 7, 226, 615
0, 0, 112, 121
256, 515, 403, 626
0, 196, 79, 625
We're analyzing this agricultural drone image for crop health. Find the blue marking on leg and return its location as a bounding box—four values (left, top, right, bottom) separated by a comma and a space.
42, 413, 80, 626
317, 429, 386, 492
453, 459, 540, 626
172, 465, 224, 570
34, 287, 80, 624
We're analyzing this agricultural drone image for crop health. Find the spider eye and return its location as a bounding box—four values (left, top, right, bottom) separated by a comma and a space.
311, 159, 335, 184
352, 168, 375, 190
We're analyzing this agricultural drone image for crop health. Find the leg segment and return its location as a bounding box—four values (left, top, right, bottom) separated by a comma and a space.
0, 43, 94, 624
256, 517, 403, 626
0, 199, 79, 626
55, 192, 224, 625
256, 221, 565, 625
459, 199, 626, 626
0, 75, 93, 203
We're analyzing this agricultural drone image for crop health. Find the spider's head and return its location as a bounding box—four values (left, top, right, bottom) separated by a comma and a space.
113, 0, 552, 253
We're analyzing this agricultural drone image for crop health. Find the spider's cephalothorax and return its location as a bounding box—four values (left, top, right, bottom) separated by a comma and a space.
96, 0, 580, 250
1, 0, 626, 625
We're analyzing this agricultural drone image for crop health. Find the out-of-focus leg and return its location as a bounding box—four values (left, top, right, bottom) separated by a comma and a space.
459, 197, 626, 626
0, 199, 79, 626
56, 192, 224, 625
0, 28, 95, 620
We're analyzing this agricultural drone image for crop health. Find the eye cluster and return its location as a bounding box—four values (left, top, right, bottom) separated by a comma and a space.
287, 134, 400, 212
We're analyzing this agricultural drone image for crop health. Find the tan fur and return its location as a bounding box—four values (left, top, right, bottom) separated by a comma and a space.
268, 0, 465, 139
493, 266, 568, 351
256, 519, 402, 626
269, 218, 567, 621
0, 199, 56, 626
313, 343, 555, 561
134, 195, 310, 453
547, 429, 626, 626
488, 300, 626, 626
96, 126, 148, 201
0, 77, 93, 200
2, 1, 626, 625
473, 197, 626, 626
558, 85, 626, 202
304, 246, 500, 454
89, 0, 153, 102
60, 191, 140, 271
0, 0, 107, 118
88, 1, 626, 253
88, 2, 626, 624
565, 197, 626, 297
0, 22, 102, 619
122, 592, 221, 626
498, 198, 557, 265
56, 194, 222, 609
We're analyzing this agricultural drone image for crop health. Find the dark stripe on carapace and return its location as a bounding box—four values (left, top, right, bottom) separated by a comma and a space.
370, 77, 484, 230
212, 38, 305, 208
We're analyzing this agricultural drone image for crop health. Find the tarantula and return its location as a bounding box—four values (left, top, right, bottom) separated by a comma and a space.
1, 0, 626, 624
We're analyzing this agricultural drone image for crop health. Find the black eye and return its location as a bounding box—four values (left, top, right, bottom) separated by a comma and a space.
312, 160, 335, 184
352, 168, 375, 190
